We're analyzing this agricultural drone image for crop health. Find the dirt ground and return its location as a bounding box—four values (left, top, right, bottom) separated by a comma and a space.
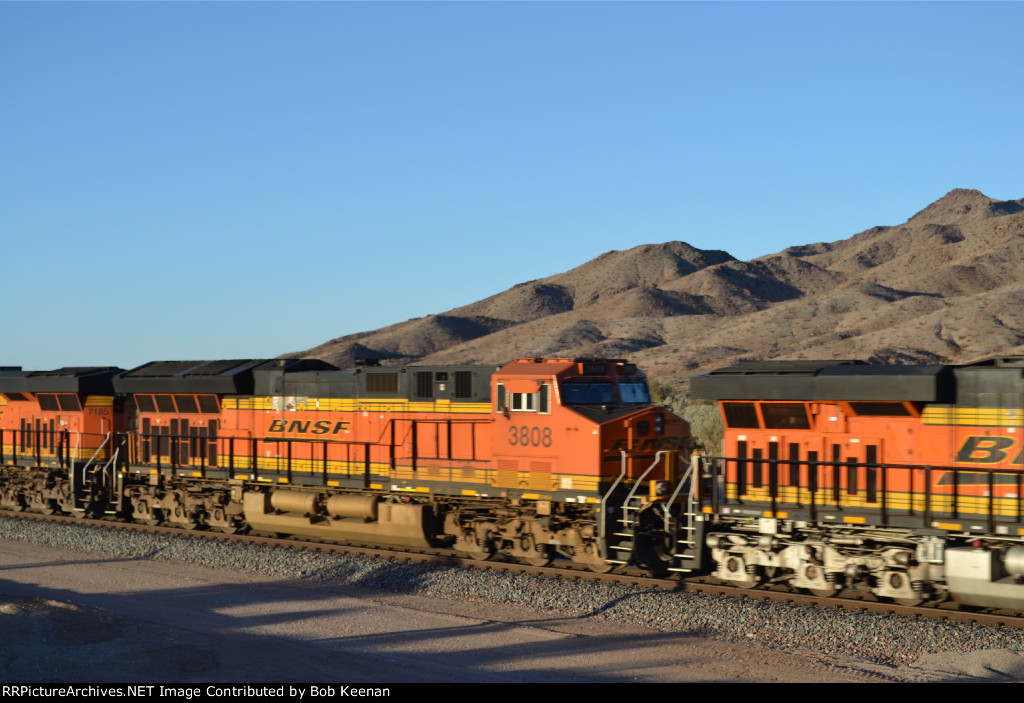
2, 539, 1024, 683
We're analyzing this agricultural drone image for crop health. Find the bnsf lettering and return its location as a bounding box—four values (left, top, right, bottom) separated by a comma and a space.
955, 436, 1024, 465
267, 419, 351, 435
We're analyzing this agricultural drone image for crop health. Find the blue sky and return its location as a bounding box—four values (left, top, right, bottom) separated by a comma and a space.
3, 1, 1022, 371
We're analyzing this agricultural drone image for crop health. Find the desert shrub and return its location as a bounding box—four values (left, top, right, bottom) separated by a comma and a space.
649, 380, 723, 455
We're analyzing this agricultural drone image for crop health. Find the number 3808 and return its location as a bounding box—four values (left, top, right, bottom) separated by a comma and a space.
508, 425, 552, 447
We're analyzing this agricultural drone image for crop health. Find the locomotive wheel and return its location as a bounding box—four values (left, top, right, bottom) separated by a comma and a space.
634, 537, 671, 577
132, 499, 163, 526
135, 512, 163, 527
27, 495, 53, 514
569, 542, 614, 573
511, 535, 553, 567
631, 505, 674, 576
460, 535, 496, 561
457, 524, 497, 561
730, 573, 762, 589
522, 547, 553, 567
208, 506, 244, 534
585, 559, 614, 574
168, 506, 199, 530
212, 514, 246, 534
723, 556, 761, 589
54, 485, 75, 515
887, 573, 925, 606
800, 563, 836, 597
465, 546, 495, 562
75, 505, 106, 519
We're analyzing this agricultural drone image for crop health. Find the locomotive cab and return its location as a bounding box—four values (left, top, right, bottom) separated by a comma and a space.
491, 358, 688, 499
488, 358, 692, 573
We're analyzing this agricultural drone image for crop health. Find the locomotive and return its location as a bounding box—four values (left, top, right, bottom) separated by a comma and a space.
4, 352, 1024, 612
691, 355, 1024, 610
0, 357, 690, 573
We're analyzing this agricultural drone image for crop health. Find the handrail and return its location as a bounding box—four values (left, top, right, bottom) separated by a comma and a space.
620, 450, 672, 526
78, 431, 112, 476
597, 452, 632, 542
664, 452, 695, 533
706, 453, 1024, 529
69, 431, 111, 504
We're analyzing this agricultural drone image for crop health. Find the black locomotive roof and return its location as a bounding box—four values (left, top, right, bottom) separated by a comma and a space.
0, 369, 31, 390
0, 367, 123, 394
952, 357, 1024, 407
959, 356, 1024, 367
125, 360, 261, 377
701, 360, 865, 375
115, 359, 336, 395
254, 366, 356, 398
255, 363, 494, 401
691, 361, 953, 402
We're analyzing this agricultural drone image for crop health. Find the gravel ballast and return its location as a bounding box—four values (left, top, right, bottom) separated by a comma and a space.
4, 514, 1024, 674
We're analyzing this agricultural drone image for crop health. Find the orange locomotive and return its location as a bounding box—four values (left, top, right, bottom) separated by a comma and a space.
691, 356, 1024, 609
0, 366, 126, 514
1, 357, 690, 572
9, 352, 1024, 607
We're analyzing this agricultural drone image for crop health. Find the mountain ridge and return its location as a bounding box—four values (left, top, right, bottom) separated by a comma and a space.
285, 189, 1024, 388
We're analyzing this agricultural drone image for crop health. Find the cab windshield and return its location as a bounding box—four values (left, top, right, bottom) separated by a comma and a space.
619, 382, 650, 403
561, 382, 616, 404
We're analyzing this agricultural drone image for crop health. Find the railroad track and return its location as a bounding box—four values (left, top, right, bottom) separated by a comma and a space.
2, 509, 1022, 630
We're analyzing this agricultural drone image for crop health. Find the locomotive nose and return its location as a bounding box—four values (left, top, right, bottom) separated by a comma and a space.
598, 406, 690, 484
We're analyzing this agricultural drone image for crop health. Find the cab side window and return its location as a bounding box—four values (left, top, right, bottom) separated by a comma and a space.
497, 384, 550, 414
511, 392, 534, 411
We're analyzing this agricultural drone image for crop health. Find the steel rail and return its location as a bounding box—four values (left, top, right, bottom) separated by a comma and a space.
2, 510, 1022, 630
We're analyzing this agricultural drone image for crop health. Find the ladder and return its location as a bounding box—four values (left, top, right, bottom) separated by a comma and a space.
603, 450, 663, 565
666, 452, 704, 573
604, 450, 705, 571
71, 432, 127, 515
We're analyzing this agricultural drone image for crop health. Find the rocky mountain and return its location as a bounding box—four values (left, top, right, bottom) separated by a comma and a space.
285, 189, 1024, 388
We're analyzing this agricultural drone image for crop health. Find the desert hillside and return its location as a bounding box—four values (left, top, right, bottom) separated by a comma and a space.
285, 189, 1024, 388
